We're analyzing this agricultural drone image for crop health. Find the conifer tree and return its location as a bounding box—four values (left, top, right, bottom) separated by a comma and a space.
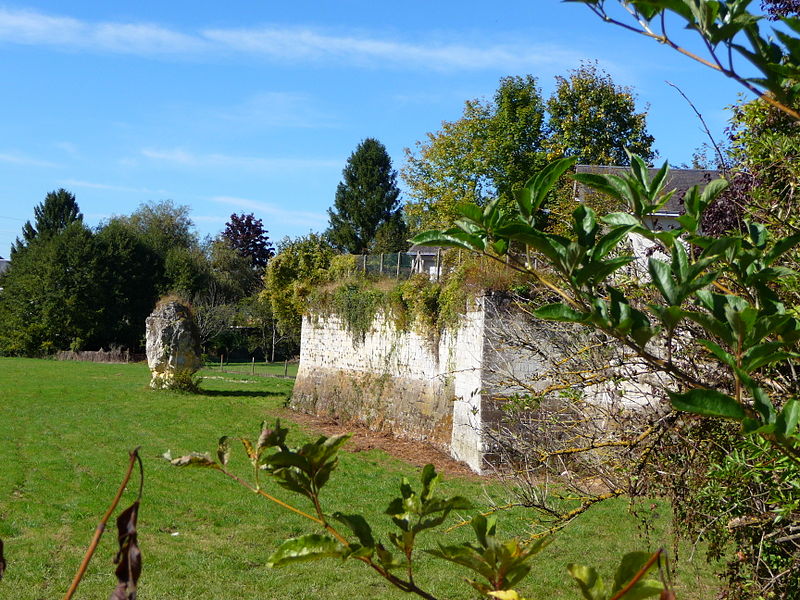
12, 188, 83, 256
327, 138, 405, 254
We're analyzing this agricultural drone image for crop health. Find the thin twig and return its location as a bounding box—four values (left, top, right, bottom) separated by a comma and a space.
62, 447, 142, 600
666, 80, 729, 174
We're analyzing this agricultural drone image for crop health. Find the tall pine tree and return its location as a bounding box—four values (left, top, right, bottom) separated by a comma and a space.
12, 188, 83, 256
327, 138, 406, 254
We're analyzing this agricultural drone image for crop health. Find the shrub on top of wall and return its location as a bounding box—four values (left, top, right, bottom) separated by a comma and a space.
309, 250, 529, 343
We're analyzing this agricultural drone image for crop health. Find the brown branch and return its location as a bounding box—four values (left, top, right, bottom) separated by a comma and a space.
537, 427, 655, 460
609, 549, 664, 600
62, 448, 142, 600
219, 468, 326, 527
529, 489, 625, 539
588, 9, 800, 121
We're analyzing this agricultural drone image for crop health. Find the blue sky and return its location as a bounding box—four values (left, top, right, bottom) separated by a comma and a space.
0, 1, 754, 257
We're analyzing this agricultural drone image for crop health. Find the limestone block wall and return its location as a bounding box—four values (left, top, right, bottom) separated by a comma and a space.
291, 299, 487, 471
291, 294, 665, 473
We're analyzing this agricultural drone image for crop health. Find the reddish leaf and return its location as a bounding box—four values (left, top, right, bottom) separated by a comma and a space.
0, 538, 6, 580
110, 501, 141, 600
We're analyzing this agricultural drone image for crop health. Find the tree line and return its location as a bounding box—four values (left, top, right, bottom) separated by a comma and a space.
0, 61, 655, 358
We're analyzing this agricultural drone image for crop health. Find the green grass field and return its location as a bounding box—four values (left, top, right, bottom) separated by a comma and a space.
0, 358, 717, 599
204, 359, 299, 378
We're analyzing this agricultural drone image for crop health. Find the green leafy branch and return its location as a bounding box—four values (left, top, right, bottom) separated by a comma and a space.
169, 421, 668, 599
411, 154, 800, 466
565, 0, 800, 121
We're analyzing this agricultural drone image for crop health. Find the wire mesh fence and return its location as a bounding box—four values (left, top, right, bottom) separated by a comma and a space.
351, 250, 448, 280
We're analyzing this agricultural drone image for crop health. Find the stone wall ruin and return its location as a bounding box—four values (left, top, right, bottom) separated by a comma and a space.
291, 294, 667, 473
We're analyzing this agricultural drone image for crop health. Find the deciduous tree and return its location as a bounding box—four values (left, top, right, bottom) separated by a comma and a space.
403, 76, 547, 232
545, 61, 655, 165
262, 234, 335, 348
222, 213, 274, 269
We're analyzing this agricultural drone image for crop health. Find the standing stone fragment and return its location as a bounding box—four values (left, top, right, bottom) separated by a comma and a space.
145, 299, 201, 389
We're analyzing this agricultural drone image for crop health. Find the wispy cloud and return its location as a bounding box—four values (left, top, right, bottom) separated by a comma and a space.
0, 7, 580, 71
213, 196, 327, 229
0, 8, 205, 55
203, 26, 580, 71
59, 179, 168, 195
141, 148, 341, 172
0, 152, 60, 168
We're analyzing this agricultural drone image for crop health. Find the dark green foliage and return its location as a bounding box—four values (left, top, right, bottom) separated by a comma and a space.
327, 138, 406, 254
11, 188, 83, 257
0, 222, 101, 355
0, 194, 219, 355
93, 220, 161, 349
414, 155, 800, 599
117, 200, 205, 296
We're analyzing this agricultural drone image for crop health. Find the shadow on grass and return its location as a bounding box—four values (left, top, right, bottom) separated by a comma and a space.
198, 389, 287, 398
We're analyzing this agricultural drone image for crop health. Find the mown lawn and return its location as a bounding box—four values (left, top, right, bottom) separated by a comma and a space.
203, 359, 299, 378
0, 358, 717, 599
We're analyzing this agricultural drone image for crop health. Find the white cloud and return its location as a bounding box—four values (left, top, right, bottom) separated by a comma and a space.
0, 7, 580, 71
59, 179, 168, 195
202, 26, 580, 71
141, 148, 341, 172
212, 196, 327, 229
0, 152, 60, 168
53, 141, 79, 156
0, 8, 205, 55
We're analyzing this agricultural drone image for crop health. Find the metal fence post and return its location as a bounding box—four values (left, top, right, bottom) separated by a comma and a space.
396, 252, 401, 278
379, 253, 384, 276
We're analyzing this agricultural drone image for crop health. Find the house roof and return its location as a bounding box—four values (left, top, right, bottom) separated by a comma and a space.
574, 165, 722, 216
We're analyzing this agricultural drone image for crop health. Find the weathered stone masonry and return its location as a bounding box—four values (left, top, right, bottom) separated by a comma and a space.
291, 298, 487, 472
290, 293, 663, 473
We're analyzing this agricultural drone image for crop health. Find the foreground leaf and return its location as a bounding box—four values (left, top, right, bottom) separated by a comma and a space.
567, 563, 606, 600
109, 501, 141, 600
669, 389, 746, 420
169, 452, 219, 469
266, 534, 347, 567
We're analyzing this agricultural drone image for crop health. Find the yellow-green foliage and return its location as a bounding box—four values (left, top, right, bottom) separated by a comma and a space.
542, 171, 620, 237
326, 253, 359, 281
311, 251, 528, 338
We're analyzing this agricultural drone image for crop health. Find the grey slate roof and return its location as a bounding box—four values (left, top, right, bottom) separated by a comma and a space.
574, 165, 722, 216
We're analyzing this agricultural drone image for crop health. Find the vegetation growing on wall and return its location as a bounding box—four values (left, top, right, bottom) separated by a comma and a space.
307, 253, 527, 342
